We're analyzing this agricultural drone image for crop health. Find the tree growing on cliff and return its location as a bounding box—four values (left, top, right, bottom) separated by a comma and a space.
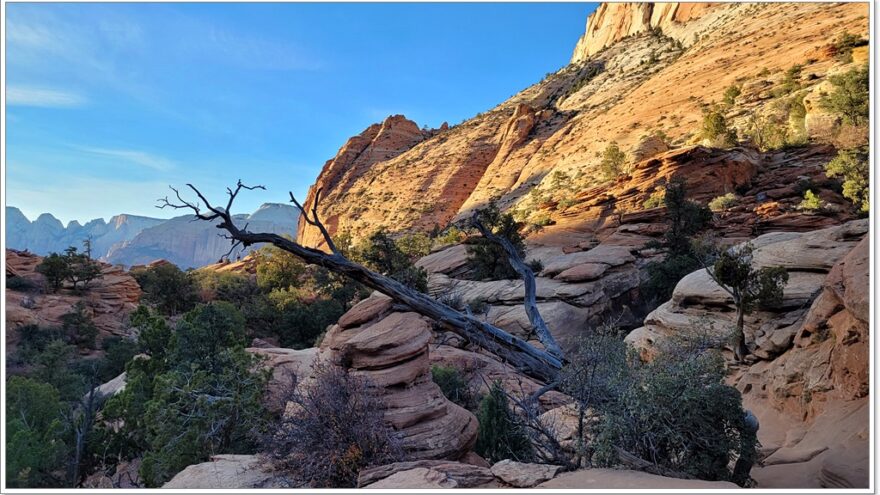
822, 64, 869, 126
63, 247, 102, 292
37, 253, 71, 292
697, 242, 788, 362
467, 201, 542, 281
599, 142, 627, 181
825, 146, 869, 213
641, 177, 713, 302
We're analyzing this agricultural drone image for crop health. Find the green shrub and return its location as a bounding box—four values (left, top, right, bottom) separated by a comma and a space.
723, 85, 741, 105
431, 365, 478, 411
825, 146, 869, 212
102, 302, 268, 487
822, 65, 869, 127
61, 301, 98, 350
700, 106, 737, 147
356, 230, 428, 292
708, 193, 738, 212
593, 338, 757, 485
475, 381, 533, 463
97, 336, 140, 383
798, 190, 823, 211
599, 142, 627, 181
7, 276, 37, 292
642, 187, 666, 209
641, 178, 712, 303
132, 263, 199, 315
467, 201, 538, 281
832, 31, 867, 63
5, 377, 69, 488
36, 253, 71, 293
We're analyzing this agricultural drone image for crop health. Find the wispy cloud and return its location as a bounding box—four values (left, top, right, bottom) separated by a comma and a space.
75, 146, 176, 171
7, 86, 87, 108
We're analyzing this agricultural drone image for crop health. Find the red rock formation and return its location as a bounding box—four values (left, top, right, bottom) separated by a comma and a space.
5, 249, 141, 356
318, 294, 478, 460
570, 3, 718, 62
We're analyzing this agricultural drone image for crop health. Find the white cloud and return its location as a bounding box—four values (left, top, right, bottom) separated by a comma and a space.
76, 146, 176, 171
7, 86, 87, 108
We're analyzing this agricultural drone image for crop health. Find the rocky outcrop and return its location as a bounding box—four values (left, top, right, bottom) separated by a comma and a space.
625, 221, 869, 488
570, 3, 718, 62
162, 455, 286, 489
626, 219, 867, 361
319, 294, 479, 460
106, 203, 298, 269
247, 347, 318, 414
295, 3, 866, 250
297, 115, 435, 249
5, 249, 141, 357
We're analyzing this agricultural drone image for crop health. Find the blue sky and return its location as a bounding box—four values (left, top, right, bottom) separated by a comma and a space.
5, 2, 596, 224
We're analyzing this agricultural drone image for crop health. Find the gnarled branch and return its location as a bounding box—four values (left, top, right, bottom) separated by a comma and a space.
470, 211, 564, 361
161, 182, 562, 382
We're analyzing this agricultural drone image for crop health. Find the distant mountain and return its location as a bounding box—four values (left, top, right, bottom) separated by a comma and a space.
6, 203, 299, 269
6, 206, 165, 259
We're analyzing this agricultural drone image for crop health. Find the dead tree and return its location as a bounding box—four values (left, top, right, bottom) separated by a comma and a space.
159, 181, 563, 382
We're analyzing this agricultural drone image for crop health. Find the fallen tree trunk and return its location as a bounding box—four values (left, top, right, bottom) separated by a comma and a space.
160, 182, 563, 382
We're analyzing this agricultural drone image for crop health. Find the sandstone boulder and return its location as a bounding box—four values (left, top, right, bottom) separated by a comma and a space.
162, 455, 285, 489
358, 460, 495, 488
490, 459, 563, 488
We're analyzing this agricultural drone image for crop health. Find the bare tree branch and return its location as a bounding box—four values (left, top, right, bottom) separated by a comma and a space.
162, 182, 563, 382
470, 211, 565, 361
290, 188, 339, 254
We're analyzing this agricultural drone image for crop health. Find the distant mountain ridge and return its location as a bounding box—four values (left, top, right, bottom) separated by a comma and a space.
6, 203, 298, 269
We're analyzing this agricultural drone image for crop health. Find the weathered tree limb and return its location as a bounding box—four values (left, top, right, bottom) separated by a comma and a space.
614, 447, 695, 480
470, 212, 564, 360
159, 182, 562, 382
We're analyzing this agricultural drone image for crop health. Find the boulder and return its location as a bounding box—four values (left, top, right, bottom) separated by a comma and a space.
247, 347, 318, 414
358, 460, 495, 488
162, 455, 285, 489
490, 459, 563, 488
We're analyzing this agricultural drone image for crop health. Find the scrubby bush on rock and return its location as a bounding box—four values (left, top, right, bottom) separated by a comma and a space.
264, 362, 403, 488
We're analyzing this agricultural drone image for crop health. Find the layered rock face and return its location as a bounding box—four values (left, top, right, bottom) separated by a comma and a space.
297, 2, 867, 250
570, 2, 717, 63
625, 221, 869, 488
318, 294, 479, 460
5, 249, 142, 358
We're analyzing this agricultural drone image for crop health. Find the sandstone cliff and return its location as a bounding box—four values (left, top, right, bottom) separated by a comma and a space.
297, 2, 867, 250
